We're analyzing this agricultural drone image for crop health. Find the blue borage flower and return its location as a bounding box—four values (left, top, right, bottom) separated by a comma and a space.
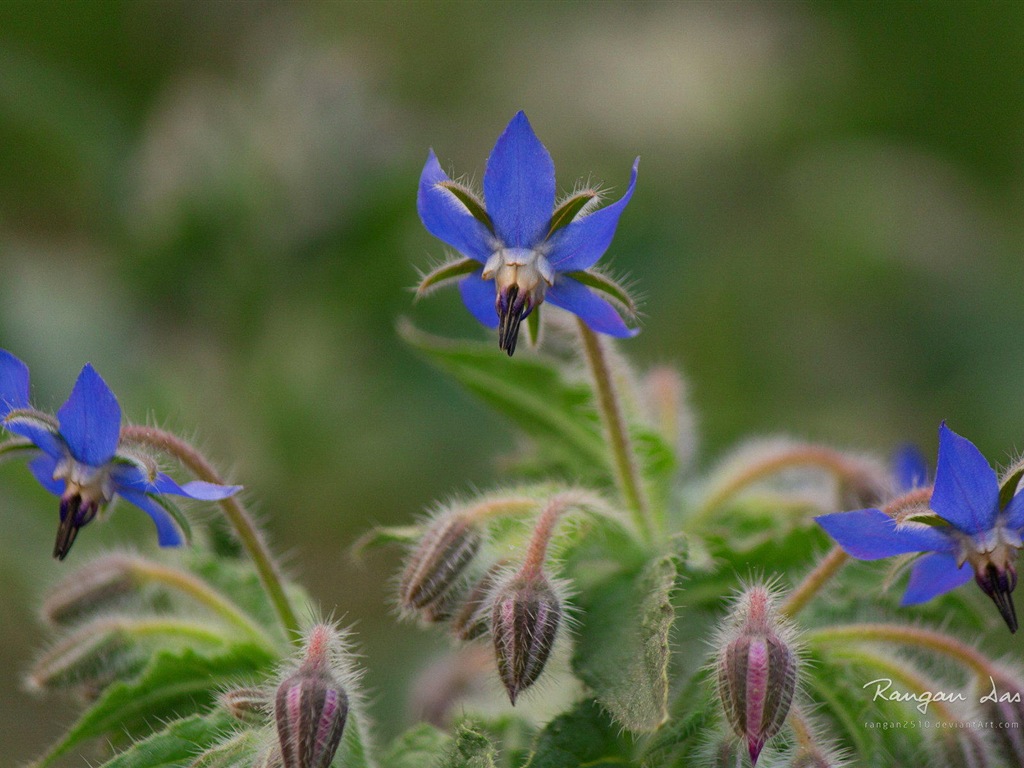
0, 350, 240, 560
417, 111, 639, 355
817, 423, 1024, 632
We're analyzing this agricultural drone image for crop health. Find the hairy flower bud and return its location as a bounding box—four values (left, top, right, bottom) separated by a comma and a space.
41, 553, 139, 625
451, 561, 506, 641
275, 625, 349, 768
491, 570, 562, 705
715, 585, 799, 766
399, 513, 481, 613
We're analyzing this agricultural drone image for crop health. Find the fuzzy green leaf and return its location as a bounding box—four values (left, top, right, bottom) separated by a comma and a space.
34, 644, 275, 766
436, 181, 493, 232
93, 712, 238, 768
546, 191, 597, 237
381, 723, 452, 768
999, 465, 1024, 510
524, 700, 636, 768
417, 257, 480, 296
571, 552, 680, 732
564, 271, 637, 317
436, 722, 497, 768
400, 322, 607, 469
183, 727, 264, 768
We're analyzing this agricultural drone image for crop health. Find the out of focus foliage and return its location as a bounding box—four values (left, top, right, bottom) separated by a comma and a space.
1, 1, 1022, 764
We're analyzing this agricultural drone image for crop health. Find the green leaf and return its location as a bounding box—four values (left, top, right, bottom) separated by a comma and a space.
436, 722, 497, 768
546, 191, 597, 237
381, 723, 452, 768
436, 181, 494, 232
185, 728, 264, 768
999, 463, 1024, 510
399, 322, 607, 469
34, 644, 275, 766
571, 552, 680, 732
564, 271, 637, 317
524, 700, 637, 768
91, 712, 237, 768
417, 258, 480, 296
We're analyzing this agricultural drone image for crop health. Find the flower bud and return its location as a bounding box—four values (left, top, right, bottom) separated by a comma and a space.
399, 513, 481, 613
451, 561, 506, 641
275, 625, 349, 768
26, 619, 138, 694
40, 553, 138, 626
491, 570, 562, 704
715, 585, 799, 767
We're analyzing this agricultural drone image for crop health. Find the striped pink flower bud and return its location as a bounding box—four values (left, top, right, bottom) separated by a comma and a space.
399, 513, 481, 612
491, 570, 562, 705
275, 626, 349, 768
715, 585, 799, 767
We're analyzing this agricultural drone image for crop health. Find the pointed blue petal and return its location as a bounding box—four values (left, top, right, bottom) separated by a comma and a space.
459, 270, 499, 329
546, 276, 638, 338
4, 414, 66, 458
118, 490, 186, 547
930, 423, 999, 535
547, 158, 639, 272
901, 551, 973, 605
56, 364, 122, 466
815, 508, 954, 560
28, 454, 64, 496
1003, 490, 1024, 531
483, 112, 555, 247
418, 150, 493, 262
892, 443, 929, 491
147, 472, 241, 500
0, 349, 30, 418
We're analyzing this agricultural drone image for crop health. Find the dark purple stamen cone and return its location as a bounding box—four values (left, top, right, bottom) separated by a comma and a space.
491, 573, 561, 704
497, 285, 532, 356
975, 562, 1018, 633
54, 494, 99, 561
716, 587, 798, 767
275, 629, 349, 768
399, 514, 481, 612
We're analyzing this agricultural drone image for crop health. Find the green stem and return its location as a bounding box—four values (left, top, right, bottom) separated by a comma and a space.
781, 546, 849, 618
119, 425, 301, 642
576, 319, 653, 541
0, 437, 38, 462
807, 623, 996, 679
128, 558, 277, 649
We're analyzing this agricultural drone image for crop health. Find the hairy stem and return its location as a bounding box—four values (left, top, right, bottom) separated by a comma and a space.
781, 546, 849, 618
128, 558, 277, 648
119, 425, 300, 641
807, 623, 996, 679
576, 320, 652, 541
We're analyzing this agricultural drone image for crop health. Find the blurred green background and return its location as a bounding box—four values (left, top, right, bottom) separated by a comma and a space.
1, 1, 1022, 763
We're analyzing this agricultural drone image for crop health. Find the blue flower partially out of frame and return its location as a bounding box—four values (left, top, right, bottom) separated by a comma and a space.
417, 111, 639, 355
817, 423, 1024, 632
0, 350, 240, 560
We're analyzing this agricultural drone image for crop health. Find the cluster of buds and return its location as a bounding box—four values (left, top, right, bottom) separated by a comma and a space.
397, 495, 573, 704
714, 584, 800, 767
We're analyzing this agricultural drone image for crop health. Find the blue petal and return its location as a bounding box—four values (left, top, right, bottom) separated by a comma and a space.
56, 364, 122, 467
118, 490, 186, 547
483, 112, 555, 247
4, 413, 66, 458
147, 472, 241, 500
901, 551, 973, 605
459, 270, 499, 329
815, 508, 954, 560
28, 454, 64, 496
547, 158, 639, 272
892, 443, 929, 491
0, 349, 30, 418
1003, 490, 1024, 531
546, 276, 638, 338
930, 423, 999, 535
418, 150, 494, 262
